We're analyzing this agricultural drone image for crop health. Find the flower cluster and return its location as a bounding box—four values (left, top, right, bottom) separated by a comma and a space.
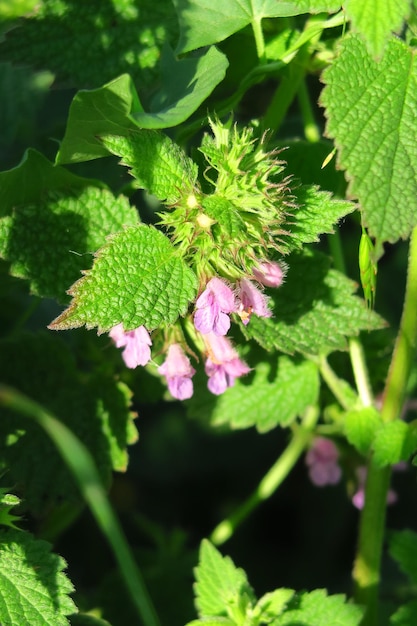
305, 437, 342, 487
109, 260, 285, 401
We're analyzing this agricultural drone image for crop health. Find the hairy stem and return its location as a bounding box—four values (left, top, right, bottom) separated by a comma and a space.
210, 406, 319, 545
353, 226, 417, 625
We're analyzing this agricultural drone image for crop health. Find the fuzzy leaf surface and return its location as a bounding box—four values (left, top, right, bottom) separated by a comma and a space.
372, 420, 417, 467
0, 149, 103, 217
173, 0, 341, 53
344, 0, 411, 57
274, 589, 363, 625
389, 530, 417, 586
101, 132, 198, 204
193, 540, 255, 619
0, 0, 178, 87
0, 187, 139, 302
0, 332, 138, 514
321, 34, 417, 252
49, 226, 198, 332
57, 47, 228, 163
241, 249, 385, 355
0, 529, 76, 626
188, 355, 319, 432
344, 407, 382, 456
281, 185, 355, 253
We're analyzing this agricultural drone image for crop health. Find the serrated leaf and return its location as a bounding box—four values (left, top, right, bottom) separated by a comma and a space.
173, 0, 341, 54
390, 601, 417, 626
189, 355, 319, 433
321, 34, 417, 252
0, 0, 178, 88
372, 420, 417, 467
49, 225, 198, 333
344, 0, 411, 57
0, 332, 137, 514
281, 185, 355, 253
186, 619, 235, 626
0, 187, 140, 302
256, 589, 295, 620
0, 149, 104, 217
57, 47, 228, 164
194, 540, 255, 619
344, 407, 382, 456
274, 589, 363, 625
241, 249, 385, 355
389, 529, 417, 586
101, 131, 198, 204
0, 529, 76, 626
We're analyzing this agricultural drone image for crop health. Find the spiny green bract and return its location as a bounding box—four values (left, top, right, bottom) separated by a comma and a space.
158, 117, 290, 282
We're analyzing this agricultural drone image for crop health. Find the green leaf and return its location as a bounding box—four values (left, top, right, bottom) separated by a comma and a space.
344, 0, 411, 57
186, 620, 235, 626
49, 225, 198, 333
0, 529, 76, 626
390, 601, 417, 626
193, 540, 255, 619
274, 589, 364, 625
344, 407, 382, 456
56, 47, 228, 164
255, 589, 295, 620
0, 149, 104, 217
280, 185, 356, 253
101, 131, 198, 204
0, 332, 138, 514
241, 249, 385, 355
0, 187, 140, 302
372, 420, 417, 467
321, 34, 417, 252
389, 529, 417, 586
0, 488, 22, 530
173, 0, 341, 54
0, 0, 178, 87
189, 355, 319, 433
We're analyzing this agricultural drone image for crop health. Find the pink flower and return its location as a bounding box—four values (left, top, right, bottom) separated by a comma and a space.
109, 323, 152, 368
194, 277, 236, 336
203, 332, 251, 395
305, 437, 342, 487
237, 279, 272, 325
253, 261, 285, 288
158, 343, 196, 400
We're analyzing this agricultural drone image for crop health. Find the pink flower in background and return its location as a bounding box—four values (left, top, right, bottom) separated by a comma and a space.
109, 323, 152, 368
194, 277, 236, 336
237, 278, 272, 325
158, 343, 196, 400
203, 332, 251, 395
253, 260, 285, 288
305, 437, 342, 487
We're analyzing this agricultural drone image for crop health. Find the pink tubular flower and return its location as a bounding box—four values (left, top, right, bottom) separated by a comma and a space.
237, 279, 272, 325
194, 277, 236, 336
203, 332, 251, 395
158, 343, 196, 401
109, 323, 152, 368
305, 437, 342, 487
253, 261, 285, 288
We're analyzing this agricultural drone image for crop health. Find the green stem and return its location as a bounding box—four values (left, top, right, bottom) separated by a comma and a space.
319, 356, 356, 410
210, 406, 319, 545
349, 338, 373, 407
252, 17, 266, 62
353, 226, 417, 625
297, 78, 320, 143
0, 386, 161, 626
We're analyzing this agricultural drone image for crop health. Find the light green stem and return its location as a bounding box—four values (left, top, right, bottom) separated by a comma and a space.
0, 385, 161, 626
210, 406, 319, 545
297, 79, 320, 142
353, 226, 417, 625
349, 338, 373, 407
251, 17, 266, 62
